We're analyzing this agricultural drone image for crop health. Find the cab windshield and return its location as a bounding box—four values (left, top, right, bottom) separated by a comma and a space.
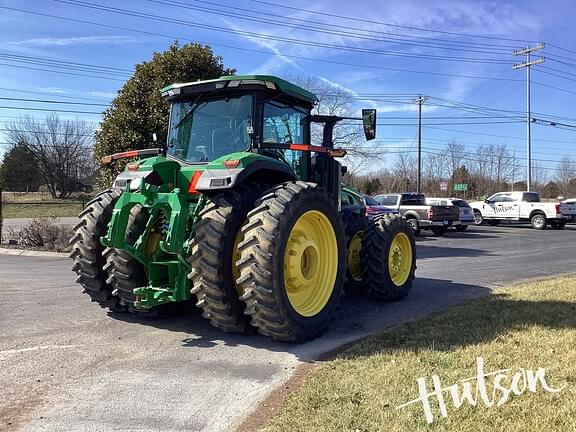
167, 94, 252, 163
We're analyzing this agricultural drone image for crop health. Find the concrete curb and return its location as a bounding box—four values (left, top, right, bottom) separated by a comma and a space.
0, 247, 68, 258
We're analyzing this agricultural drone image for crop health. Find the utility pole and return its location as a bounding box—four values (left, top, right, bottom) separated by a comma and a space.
413, 95, 428, 193
513, 43, 545, 192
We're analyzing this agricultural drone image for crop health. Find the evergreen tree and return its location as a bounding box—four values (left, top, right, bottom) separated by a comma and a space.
94, 42, 235, 186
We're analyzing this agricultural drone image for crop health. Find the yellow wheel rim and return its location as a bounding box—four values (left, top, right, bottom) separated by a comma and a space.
388, 232, 413, 286
284, 210, 338, 317
348, 231, 364, 281
232, 223, 246, 295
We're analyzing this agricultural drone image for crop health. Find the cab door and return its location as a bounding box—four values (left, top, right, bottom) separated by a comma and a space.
493, 194, 519, 219
482, 193, 501, 218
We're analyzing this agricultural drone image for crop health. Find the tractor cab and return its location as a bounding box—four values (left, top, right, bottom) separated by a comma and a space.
162, 76, 315, 176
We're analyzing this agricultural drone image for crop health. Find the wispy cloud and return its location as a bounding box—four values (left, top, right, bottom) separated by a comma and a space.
7, 35, 140, 47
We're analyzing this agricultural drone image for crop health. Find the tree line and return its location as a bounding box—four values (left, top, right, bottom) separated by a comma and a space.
344, 142, 576, 200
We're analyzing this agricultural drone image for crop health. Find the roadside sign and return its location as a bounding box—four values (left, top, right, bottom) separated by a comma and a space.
440, 182, 448, 192
453, 183, 468, 191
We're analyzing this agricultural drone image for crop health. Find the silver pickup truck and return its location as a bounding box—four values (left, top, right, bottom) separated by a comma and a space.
373, 192, 460, 236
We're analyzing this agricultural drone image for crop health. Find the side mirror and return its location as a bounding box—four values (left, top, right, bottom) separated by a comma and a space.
362, 109, 376, 141
484, 199, 492, 204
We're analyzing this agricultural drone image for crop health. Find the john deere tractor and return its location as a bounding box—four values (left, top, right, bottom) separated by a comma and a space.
70, 75, 416, 342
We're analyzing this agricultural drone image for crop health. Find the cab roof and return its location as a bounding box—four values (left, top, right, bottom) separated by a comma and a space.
161, 75, 317, 104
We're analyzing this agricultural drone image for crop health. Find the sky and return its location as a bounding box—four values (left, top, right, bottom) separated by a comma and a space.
1, 0, 575, 180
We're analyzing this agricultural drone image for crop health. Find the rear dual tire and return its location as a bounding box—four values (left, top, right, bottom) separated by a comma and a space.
236, 181, 346, 342
362, 215, 416, 301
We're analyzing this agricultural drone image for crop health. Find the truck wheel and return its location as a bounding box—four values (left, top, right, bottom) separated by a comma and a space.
473, 210, 483, 225
103, 204, 149, 309
455, 225, 468, 232
189, 181, 269, 333
550, 220, 566, 230
431, 227, 447, 236
343, 213, 369, 294
405, 217, 421, 237
531, 213, 547, 230
237, 181, 346, 342
69, 188, 126, 312
361, 214, 416, 301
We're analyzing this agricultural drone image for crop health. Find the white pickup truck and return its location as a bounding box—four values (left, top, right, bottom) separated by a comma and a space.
469, 191, 573, 230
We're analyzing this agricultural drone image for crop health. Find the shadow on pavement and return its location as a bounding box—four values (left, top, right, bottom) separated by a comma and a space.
416, 243, 496, 259
107, 277, 494, 360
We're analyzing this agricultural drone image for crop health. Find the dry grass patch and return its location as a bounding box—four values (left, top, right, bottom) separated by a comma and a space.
264, 276, 576, 432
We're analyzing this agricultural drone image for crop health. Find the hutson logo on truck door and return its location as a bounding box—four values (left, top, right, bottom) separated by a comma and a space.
494, 205, 515, 214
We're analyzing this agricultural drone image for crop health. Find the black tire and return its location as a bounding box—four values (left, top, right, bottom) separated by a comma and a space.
361, 214, 416, 302
343, 213, 369, 294
550, 220, 566, 230
237, 181, 346, 342
473, 210, 483, 225
531, 213, 547, 230
189, 181, 269, 333
405, 217, 421, 237
455, 225, 468, 232
103, 204, 149, 308
69, 188, 126, 312
431, 226, 447, 236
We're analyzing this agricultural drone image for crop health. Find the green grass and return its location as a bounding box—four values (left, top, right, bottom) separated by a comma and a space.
1, 202, 84, 218
1, 192, 89, 218
264, 276, 576, 432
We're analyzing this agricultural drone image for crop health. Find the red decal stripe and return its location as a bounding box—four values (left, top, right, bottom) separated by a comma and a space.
187, 171, 203, 194
289, 144, 327, 152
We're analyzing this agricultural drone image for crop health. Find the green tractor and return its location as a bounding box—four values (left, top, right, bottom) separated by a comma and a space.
70, 75, 416, 342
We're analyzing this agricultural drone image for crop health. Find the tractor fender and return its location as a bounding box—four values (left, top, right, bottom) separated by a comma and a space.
195, 160, 296, 192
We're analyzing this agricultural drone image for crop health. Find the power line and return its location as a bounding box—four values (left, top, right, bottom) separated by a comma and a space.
143, 0, 515, 54
0, 61, 125, 82
0, 106, 102, 114
0, 97, 109, 107
0, 6, 526, 82
247, 0, 537, 44
53, 0, 515, 65
0, 86, 113, 103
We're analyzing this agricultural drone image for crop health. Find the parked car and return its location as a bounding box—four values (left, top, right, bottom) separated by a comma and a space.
469, 191, 570, 230
373, 192, 460, 236
341, 186, 398, 220
560, 198, 576, 223
426, 197, 475, 231
363, 194, 397, 219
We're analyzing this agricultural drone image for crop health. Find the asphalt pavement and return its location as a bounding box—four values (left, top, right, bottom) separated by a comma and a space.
0, 224, 574, 432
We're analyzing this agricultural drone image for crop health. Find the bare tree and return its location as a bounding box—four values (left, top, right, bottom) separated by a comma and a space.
556, 156, 576, 197
6, 115, 96, 198
423, 151, 449, 195
284, 75, 383, 158
531, 161, 549, 192
392, 149, 416, 191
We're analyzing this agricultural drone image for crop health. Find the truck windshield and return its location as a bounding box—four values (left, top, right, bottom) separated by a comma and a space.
167, 95, 252, 163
